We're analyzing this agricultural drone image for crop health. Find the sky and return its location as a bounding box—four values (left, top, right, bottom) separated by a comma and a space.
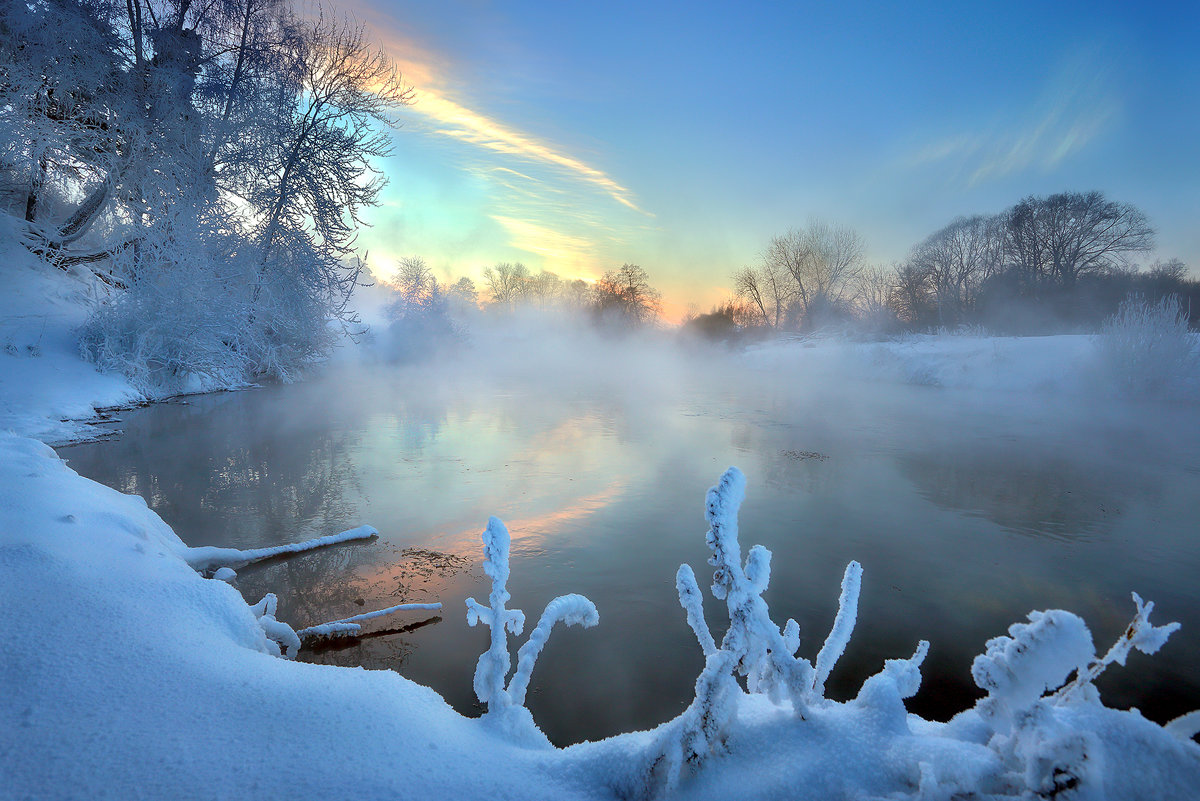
334, 0, 1200, 319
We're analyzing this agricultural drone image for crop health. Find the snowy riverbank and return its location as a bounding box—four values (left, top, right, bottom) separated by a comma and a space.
3, 432, 1200, 800
3, 258, 1200, 798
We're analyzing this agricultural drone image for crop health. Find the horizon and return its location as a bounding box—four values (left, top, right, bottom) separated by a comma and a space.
335, 0, 1200, 320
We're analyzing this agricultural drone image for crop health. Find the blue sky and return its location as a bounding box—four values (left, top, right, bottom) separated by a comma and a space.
340, 0, 1200, 317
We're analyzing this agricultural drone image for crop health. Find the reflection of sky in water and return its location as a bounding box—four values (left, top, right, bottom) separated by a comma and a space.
59, 365, 1200, 746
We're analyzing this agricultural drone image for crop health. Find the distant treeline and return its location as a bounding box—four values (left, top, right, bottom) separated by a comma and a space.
717, 191, 1195, 340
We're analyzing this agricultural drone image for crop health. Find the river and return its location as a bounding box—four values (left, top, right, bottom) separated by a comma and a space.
58, 342, 1200, 745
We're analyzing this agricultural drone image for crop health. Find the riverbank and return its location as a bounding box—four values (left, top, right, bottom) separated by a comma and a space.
3, 255, 1200, 798
4, 429, 1200, 799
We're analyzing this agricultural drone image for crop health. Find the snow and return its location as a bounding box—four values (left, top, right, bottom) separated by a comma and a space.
182, 524, 378, 573
3, 407, 1200, 799
2, 254, 1198, 798
295, 602, 444, 639
812, 560, 862, 699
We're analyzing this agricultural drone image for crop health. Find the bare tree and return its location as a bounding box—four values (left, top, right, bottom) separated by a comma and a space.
448, 276, 479, 307
909, 214, 1003, 326
889, 263, 935, 328
592, 263, 662, 324
394, 256, 436, 304
527, 271, 563, 309
482, 262, 530, 306
764, 221, 865, 328
1001, 191, 1154, 287
853, 264, 900, 332
733, 259, 792, 329
254, 12, 414, 267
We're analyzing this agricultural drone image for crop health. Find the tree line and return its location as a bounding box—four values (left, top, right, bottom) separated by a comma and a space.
1, 0, 411, 385
728, 191, 1195, 338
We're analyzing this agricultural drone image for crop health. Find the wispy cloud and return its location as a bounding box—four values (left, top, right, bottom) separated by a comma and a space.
904, 50, 1121, 187
490, 215, 603, 275
412, 90, 645, 214
357, 17, 645, 215
339, 5, 648, 281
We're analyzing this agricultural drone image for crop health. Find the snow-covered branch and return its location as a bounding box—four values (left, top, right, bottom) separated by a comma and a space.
508, 594, 599, 707
812, 560, 862, 698
296, 602, 442, 640
465, 516, 597, 743
184, 525, 378, 572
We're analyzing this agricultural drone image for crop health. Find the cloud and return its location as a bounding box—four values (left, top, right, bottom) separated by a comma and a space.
412, 90, 646, 214
490, 215, 603, 276
904, 50, 1121, 187
338, 3, 649, 282
352, 14, 645, 215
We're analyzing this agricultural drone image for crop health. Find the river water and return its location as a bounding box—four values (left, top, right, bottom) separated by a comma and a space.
58, 345, 1200, 745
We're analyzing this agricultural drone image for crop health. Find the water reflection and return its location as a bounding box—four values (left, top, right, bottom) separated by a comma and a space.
900, 449, 1159, 541
57, 363, 1200, 746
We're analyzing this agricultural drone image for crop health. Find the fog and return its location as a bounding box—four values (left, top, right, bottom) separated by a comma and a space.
61, 308, 1200, 745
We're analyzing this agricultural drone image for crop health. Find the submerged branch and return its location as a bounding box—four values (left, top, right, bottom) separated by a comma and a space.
296, 602, 443, 640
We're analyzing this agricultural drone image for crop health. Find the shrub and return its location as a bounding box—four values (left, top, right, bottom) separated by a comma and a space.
1096, 294, 1197, 397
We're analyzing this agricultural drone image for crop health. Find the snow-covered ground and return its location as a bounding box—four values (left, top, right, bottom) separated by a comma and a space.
3, 255, 1199, 799
3, 433, 1199, 800
0, 220, 143, 443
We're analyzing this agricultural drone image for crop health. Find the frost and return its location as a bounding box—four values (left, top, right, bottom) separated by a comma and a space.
465, 516, 597, 743
813, 560, 862, 699
1056, 592, 1182, 702
508, 594, 599, 707
675, 564, 716, 657
250, 593, 300, 659
972, 609, 1095, 728
703, 467, 816, 710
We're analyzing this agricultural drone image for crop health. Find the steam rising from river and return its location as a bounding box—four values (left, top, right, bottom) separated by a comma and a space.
61, 305, 1200, 744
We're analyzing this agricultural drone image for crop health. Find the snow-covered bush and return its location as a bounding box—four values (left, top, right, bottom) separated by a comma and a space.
1096, 293, 1197, 396
968, 594, 1187, 799
382, 258, 464, 363
612, 468, 1199, 799
77, 201, 349, 391
630, 467, 870, 797
78, 212, 257, 393
465, 516, 598, 746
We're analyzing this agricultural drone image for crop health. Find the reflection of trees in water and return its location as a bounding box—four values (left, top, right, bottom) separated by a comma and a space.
899, 450, 1159, 541
60, 390, 368, 550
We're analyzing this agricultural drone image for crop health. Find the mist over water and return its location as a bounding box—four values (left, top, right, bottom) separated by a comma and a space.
59, 321, 1200, 745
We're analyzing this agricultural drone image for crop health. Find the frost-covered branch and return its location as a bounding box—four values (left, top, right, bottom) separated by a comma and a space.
466, 516, 526, 715
465, 516, 597, 742
704, 467, 814, 710
1055, 591, 1181, 701
813, 560, 862, 698
676, 564, 716, 657
508, 594, 599, 707
641, 650, 739, 798
250, 593, 300, 658
296, 602, 442, 640
184, 525, 378, 572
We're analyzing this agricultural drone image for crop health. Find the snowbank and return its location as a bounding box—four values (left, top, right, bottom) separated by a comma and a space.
3, 437, 1197, 800
0, 226, 144, 442
0, 221, 256, 445
0, 433, 589, 800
